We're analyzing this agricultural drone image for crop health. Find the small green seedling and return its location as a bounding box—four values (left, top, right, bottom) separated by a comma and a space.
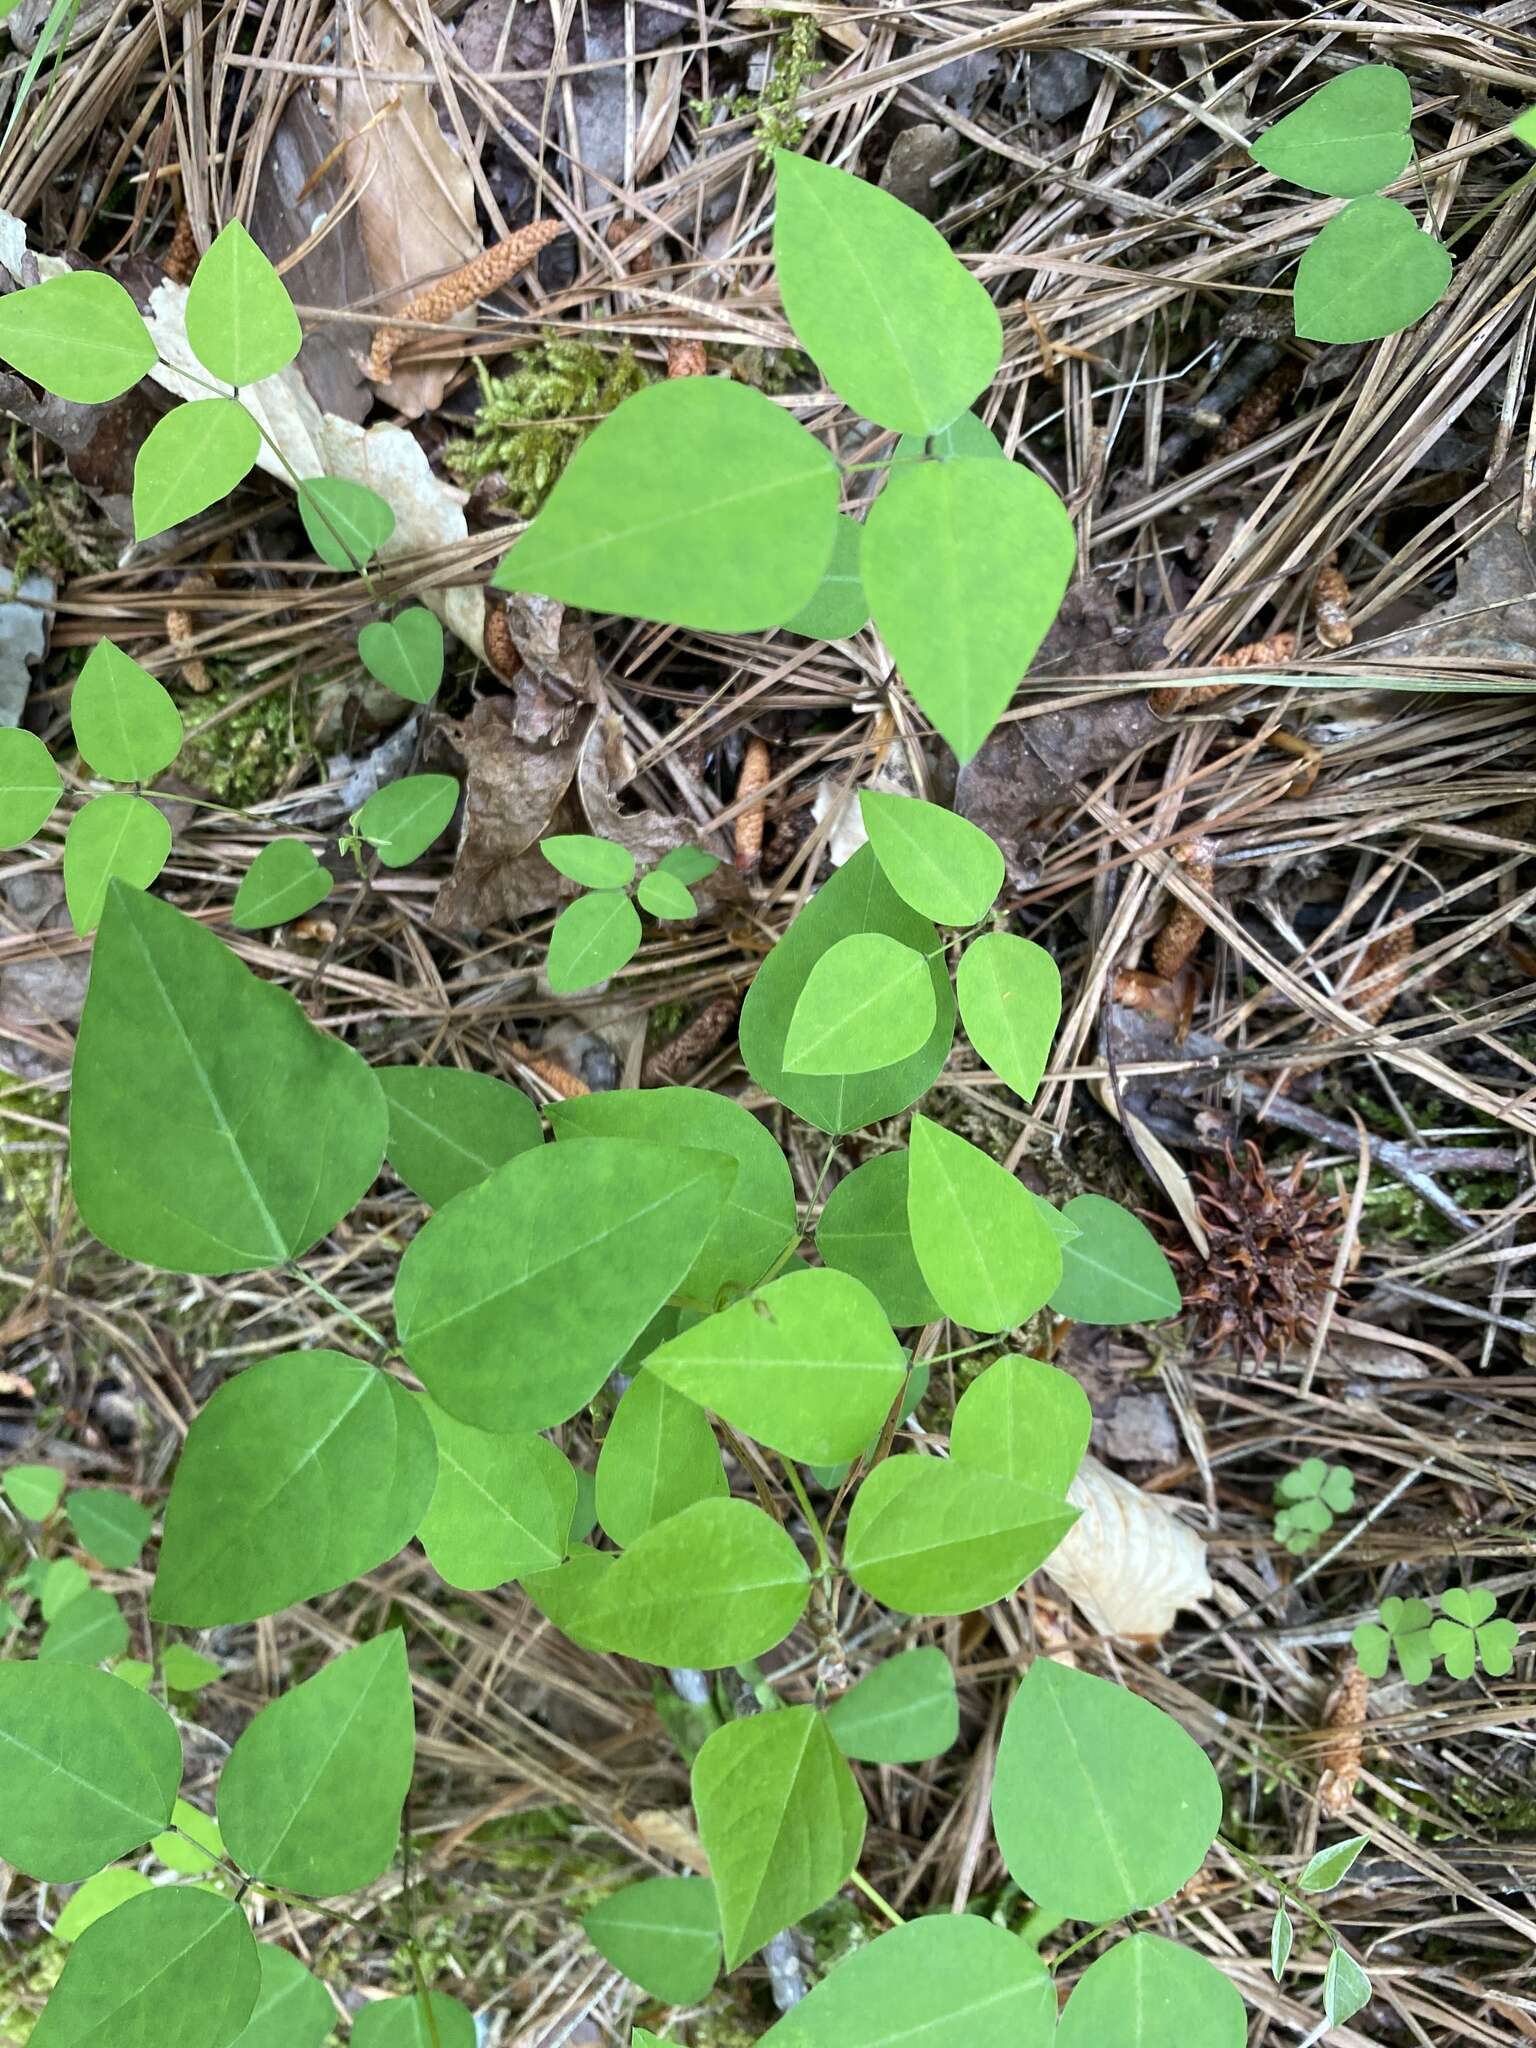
1270, 1833, 1372, 2029
1273, 1457, 1355, 1555
1352, 1594, 1436, 1684
542, 833, 721, 993
1428, 1586, 1519, 1680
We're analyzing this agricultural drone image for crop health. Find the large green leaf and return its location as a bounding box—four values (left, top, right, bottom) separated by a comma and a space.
133, 397, 260, 540
550, 1085, 795, 1306
546, 889, 642, 993
784, 512, 868, 640
823, 1646, 958, 1764
0, 270, 156, 403
494, 377, 840, 630
71, 884, 387, 1273
907, 1114, 1061, 1332
416, 1398, 575, 1589
643, 1267, 907, 1465
863, 459, 1074, 763
595, 1367, 727, 1548
783, 931, 936, 1075
582, 1497, 810, 1666
583, 1875, 721, 2004
1293, 196, 1451, 343
395, 1137, 734, 1433
32, 1886, 260, 2048
185, 220, 302, 386
351, 1993, 475, 2048
0, 1663, 181, 1882
355, 773, 458, 868
740, 844, 954, 1135
1250, 64, 1413, 198
843, 1456, 1076, 1615
1048, 1193, 1181, 1324
63, 794, 171, 934
761, 1913, 1055, 2048
64, 1488, 153, 1568
815, 1150, 939, 1327
949, 1354, 1090, 1496
229, 1946, 335, 2048
858, 790, 1003, 926
692, 1704, 865, 1967
70, 639, 182, 782
773, 151, 1002, 435
218, 1634, 414, 1895
152, 1351, 436, 1625
991, 1660, 1223, 1920
230, 840, 331, 931
379, 1065, 543, 1210
0, 726, 61, 846
955, 932, 1060, 1101
1056, 1934, 1246, 2048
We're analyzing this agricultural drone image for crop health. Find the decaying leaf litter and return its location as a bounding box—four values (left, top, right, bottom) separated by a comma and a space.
1, 3, 1535, 2044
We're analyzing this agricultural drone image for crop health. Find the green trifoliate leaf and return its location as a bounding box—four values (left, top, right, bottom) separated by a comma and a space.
950, 1354, 1090, 1497
955, 930, 1060, 1101
395, 1136, 734, 1433
582, 1496, 810, 1667
740, 843, 955, 1135
161, 1645, 220, 1693
762, 1913, 1055, 2048
228, 1946, 334, 2048
32, 1886, 260, 2048
655, 843, 721, 886
64, 1488, 152, 1568
494, 377, 840, 630
352, 1992, 475, 2048
1323, 1946, 1372, 2027
541, 833, 636, 888
184, 220, 302, 385
1049, 1193, 1181, 1323
892, 409, 1004, 465
1299, 1834, 1369, 1894
864, 458, 1074, 764
297, 476, 394, 569
355, 773, 458, 868
53, 1866, 154, 1941
645, 1267, 908, 1465
784, 512, 869, 639
0, 270, 156, 403
230, 839, 331, 930
415, 1399, 575, 1589
1271, 1903, 1294, 1980
63, 794, 171, 933
773, 150, 1002, 435
1430, 1585, 1519, 1679
71, 883, 388, 1273
783, 931, 937, 1076
636, 867, 696, 920
133, 396, 260, 540
2, 1460, 63, 1518
1250, 65, 1413, 198
549, 1085, 795, 1305
815, 1149, 940, 1327
991, 1659, 1222, 1921
0, 1663, 181, 1881
546, 889, 642, 993
595, 1368, 727, 1548
152, 1350, 436, 1626
70, 639, 182, 782
379, 1065, 543, 1209
1293, 196, 1451, 343
1351, 1596, 1434, 1684
907, 1113, 1062, 1332
41, 1558, 90, 1618
39, 1587, 128, 1665
218, 1633, 414, 1895
823, 1646, 958, 1764
0, 726, 61, 846
858, 790, 1003, 925
357, 607, 445, 704
583, 1875, 721, 2005
693, 1704, 865, 1968
844, 1456, 1076, 1615
1055, 1933, 1246, 2048
151, 1795, 223, 1874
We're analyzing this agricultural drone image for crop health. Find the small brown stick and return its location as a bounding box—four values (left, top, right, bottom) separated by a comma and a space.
1312, 551, 1353, 649
666, 338, 708, 379
1148, 630, 1299, 715
166, 605, 210, 692
507, 1038, 589, 1099
1317, 1660, 1369, 1818
1151, 836, 1216, 978
364, 219, 567, 384
642, 994, 740, 1086
733, 736, 771, 872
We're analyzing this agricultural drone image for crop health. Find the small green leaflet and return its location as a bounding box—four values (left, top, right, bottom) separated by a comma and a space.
907, 1114, 1062, 1332
32, 1886, 260, 2048
162, 1644, 220, 1692
644, 1266, 908, 1465
1515, 105, 1536, 151
228, 1945, 335, 2048
773, 151, 1002, 436
379, 1064, 543, 1209
863, 458, 1075, 764
0, 269, 156, 404
636, 867, 696, 920
1430, 1584, 1519, 1679
41, 1558, 89, 1618
955, 930, 1060, 1100
64, 1488, 152, 1568
1250, 65, 1414, 197
546, 889, 642, 991
0, 726, 61, 846
351, 1992, 476, 2048
357, 607, 445, 705
63, 794, 171, 933
0, 1662, 181, 1881
823, 1646, 958, 1763
784, 513, 869, 639
133, 397, 260, 540
218, 1633, 414, 1895
112, 1659, 153, 1690
542, 833, 636, 888
582, 1875, 721, 2005
231, 839, 331, 930
298, 476, 395, 570
859, 790, 1003, 925
355, 773, 458, 867
1293, 197, 1451, 343
844, 1456, 1076, 1614
520, 1543, 615, 1651
1299, 1834, 1368, 1893
595, 1368, 727, 1548
893, 410, 1003, 465
816, 1149, 939, 1326
1049, 1193, 1181, 1323
1271, 1903, 1294, 1980
184, 220, 302, 386
415, 1398, 575, 1589
70, 639, 182, 783
2, 1461, 63, 1518
655, 844, 721, 886
53, 1866, 154, 1942
950, 1354, 1090, 1496
1055, 1933, 1246, 2048
991, 1660, 1223, 1921
152, 1350, 436, 1625
495, 377, 840, 631
783, 931, 936, 1075
1323, 1947, 1372, 2026
1352, 1596, 1435, 1684
151, 1795, 223, 1874
692, 1704, 865, 1968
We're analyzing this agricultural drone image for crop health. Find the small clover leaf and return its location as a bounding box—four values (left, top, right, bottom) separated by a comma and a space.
1352, 1596, 1435, 1685
1430, 1586, 1519, 1680
1274, 1459, 1353, 1553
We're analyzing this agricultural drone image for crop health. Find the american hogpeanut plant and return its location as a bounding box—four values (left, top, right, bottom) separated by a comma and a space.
0, 151, 1376, 2048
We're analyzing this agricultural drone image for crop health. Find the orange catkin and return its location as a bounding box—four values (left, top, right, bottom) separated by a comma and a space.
364, 219, 568, 384
733, 737, 771, 872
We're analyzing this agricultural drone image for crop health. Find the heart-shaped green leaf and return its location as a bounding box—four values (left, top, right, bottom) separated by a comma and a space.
541, 833, 636, 888
1293, 196, 1451, 342
231, 1946, 335, 2048
38, 1587, 128, 1665
950, 1354, 1090, 1497
595, 1367, 727, 1548
783, 931, 937, 1075
352, 1995, 476, 2048
1251, 65, 1414, 197
1056, 1933, 1246, 2048
415, 1399, 575, 1589
956, 930, 1060, 1100
355, 773, 458, 867
185, 220, 302, 385
0, 270, 156, 404
64, 1489, 152, 1569
583, 1876, 721, 2005
0, 727, 61, 847
1049, 1193, 1181, 1323
230, 839, 331, 930
357, 606, 444, 704
823, 1646, 958, 1764
636, 867, 696, 920
133, 396, 260, 540
546, 889, 642, 993
379, 1065, 542, 1209
70, 639, 182, 782
32, 1886, 259, 2048
298, 476, 395, 569
63, 793, 171, 933
1323, 1947, 1372, 2027
1, 1462, 63, 1519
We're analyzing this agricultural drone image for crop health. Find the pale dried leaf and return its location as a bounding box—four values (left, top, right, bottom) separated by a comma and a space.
624, 1807, 710, 1874
635, 48, 685, 181
1090, 1075, 1210, 1256
1045, 1453, 1212, 1642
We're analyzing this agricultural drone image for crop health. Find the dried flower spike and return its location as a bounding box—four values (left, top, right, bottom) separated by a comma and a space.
483, 600, 521, 682
166, 605, 210, 693
666, 338, 708, 379
507, 1037, 589, 1100
364, 219, 568, 385
1312, 552, 1353, 650
1213, 357, 1302, 457
1149, 631, 1299, 716
163, 211, 199, 285
1340, 923, 1412, 1026
643, 994, 740, 1086
1317, 1660, 1369, 1818
1151, 836, 1216, 979
733, 736, 771, 872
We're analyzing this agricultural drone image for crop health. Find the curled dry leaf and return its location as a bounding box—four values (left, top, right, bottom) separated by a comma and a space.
434, 692, 589, 930
579, 713, 731, 897
1044, 1453, 1212, 1642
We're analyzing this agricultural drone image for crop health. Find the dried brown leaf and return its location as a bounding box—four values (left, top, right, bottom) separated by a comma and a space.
1045, 1453, 1212, 1642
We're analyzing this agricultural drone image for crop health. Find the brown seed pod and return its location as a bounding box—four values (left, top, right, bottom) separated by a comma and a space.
163, 211, 199, 285
666, 338, 708, 379
1317, 1659, 1370, 1818
507, 1038, 589, 1099
1213, 357, 1303, 457
1312, 552, 1353, 650
733, 736, 771, 872
165, 606, 210, 693
364, 219, 568, 385
643, 994, 740, 1086
483, 600, 521, 682
1149, 632, 1299, 716
1341, 923, 1413, 1026
1151, 836, 1217, 979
